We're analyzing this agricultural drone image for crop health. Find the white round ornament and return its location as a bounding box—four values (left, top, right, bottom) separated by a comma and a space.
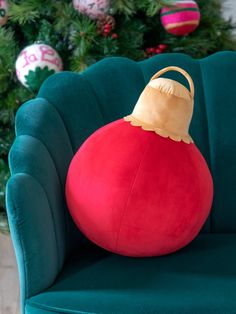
15, 44, 63, 91
73, 0, 110, 20
0, 0, 8, 26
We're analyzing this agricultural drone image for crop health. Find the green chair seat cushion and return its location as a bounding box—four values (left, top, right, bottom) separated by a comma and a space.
26, 234, 236, 314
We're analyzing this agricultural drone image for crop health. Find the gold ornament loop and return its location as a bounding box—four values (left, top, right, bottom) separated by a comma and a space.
150, 66, 194, 99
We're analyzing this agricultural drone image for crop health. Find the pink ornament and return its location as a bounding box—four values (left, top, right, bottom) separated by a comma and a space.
15, 44, 63, 90
73, 0, 110, 20
160, 0, 200, 36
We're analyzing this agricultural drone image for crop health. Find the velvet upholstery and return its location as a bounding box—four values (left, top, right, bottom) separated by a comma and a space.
25, 235, 236, 314
6, 51, 236, 313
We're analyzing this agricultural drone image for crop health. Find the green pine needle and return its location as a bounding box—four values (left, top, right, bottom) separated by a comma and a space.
8, 1, 41, 24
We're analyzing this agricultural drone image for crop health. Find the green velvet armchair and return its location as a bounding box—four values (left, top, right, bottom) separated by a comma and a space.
6, 51, 236, 314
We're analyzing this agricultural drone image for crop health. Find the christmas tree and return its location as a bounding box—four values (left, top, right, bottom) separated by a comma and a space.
0, 0, 236, 232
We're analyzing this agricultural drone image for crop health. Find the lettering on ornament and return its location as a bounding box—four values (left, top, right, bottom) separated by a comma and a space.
88, 2, 95, 9
87, 1, 106, 10
20, 45, 62, 69
20, 50, 32, 68
40, 46, 62, 68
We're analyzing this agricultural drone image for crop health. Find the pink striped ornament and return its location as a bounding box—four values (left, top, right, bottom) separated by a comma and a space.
160, 0, 200, 36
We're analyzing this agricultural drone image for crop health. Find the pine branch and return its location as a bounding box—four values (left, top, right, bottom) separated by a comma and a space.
116, 18, 147, 59
8, 0, 54, 24
53, 2, 76, 36
0, 28, 17, 93
8, 1, 41, 24
111, 0, 136, 16
146, 0, 175, 16
69, 16, 97, 57
0, 27, 17, 66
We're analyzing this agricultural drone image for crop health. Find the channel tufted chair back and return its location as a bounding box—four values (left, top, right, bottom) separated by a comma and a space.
6, 52, 236, 314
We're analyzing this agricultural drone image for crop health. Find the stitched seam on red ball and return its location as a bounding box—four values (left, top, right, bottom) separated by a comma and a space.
114, 137, 152, 251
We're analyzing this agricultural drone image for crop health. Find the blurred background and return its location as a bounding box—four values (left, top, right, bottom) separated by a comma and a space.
224, 0, 236, 34
0, 1, 236, 312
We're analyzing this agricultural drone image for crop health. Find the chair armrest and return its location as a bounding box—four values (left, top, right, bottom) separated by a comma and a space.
6, 173, 60, 310
6, 98, 82, 312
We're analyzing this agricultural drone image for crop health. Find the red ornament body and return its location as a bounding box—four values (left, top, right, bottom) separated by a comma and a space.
66, 67, 213, 257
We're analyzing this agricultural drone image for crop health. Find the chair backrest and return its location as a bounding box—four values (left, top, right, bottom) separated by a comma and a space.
6, 52, 236, 306
37, 51, 236, 234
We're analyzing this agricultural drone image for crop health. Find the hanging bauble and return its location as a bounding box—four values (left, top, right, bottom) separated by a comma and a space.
66, 66, 213, 257
73, 0, 110, 20
0, 0, 8, 26
160, 0, 200, 36
15, 43, 63, 92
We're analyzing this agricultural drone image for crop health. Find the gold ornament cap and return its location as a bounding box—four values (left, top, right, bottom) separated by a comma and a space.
124, 66, 195, 144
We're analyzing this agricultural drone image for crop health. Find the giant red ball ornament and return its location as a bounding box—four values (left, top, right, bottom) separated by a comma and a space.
66, 66, 213, 257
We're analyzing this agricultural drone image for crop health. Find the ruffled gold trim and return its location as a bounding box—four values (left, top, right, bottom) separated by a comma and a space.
124, 115, 193, 144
